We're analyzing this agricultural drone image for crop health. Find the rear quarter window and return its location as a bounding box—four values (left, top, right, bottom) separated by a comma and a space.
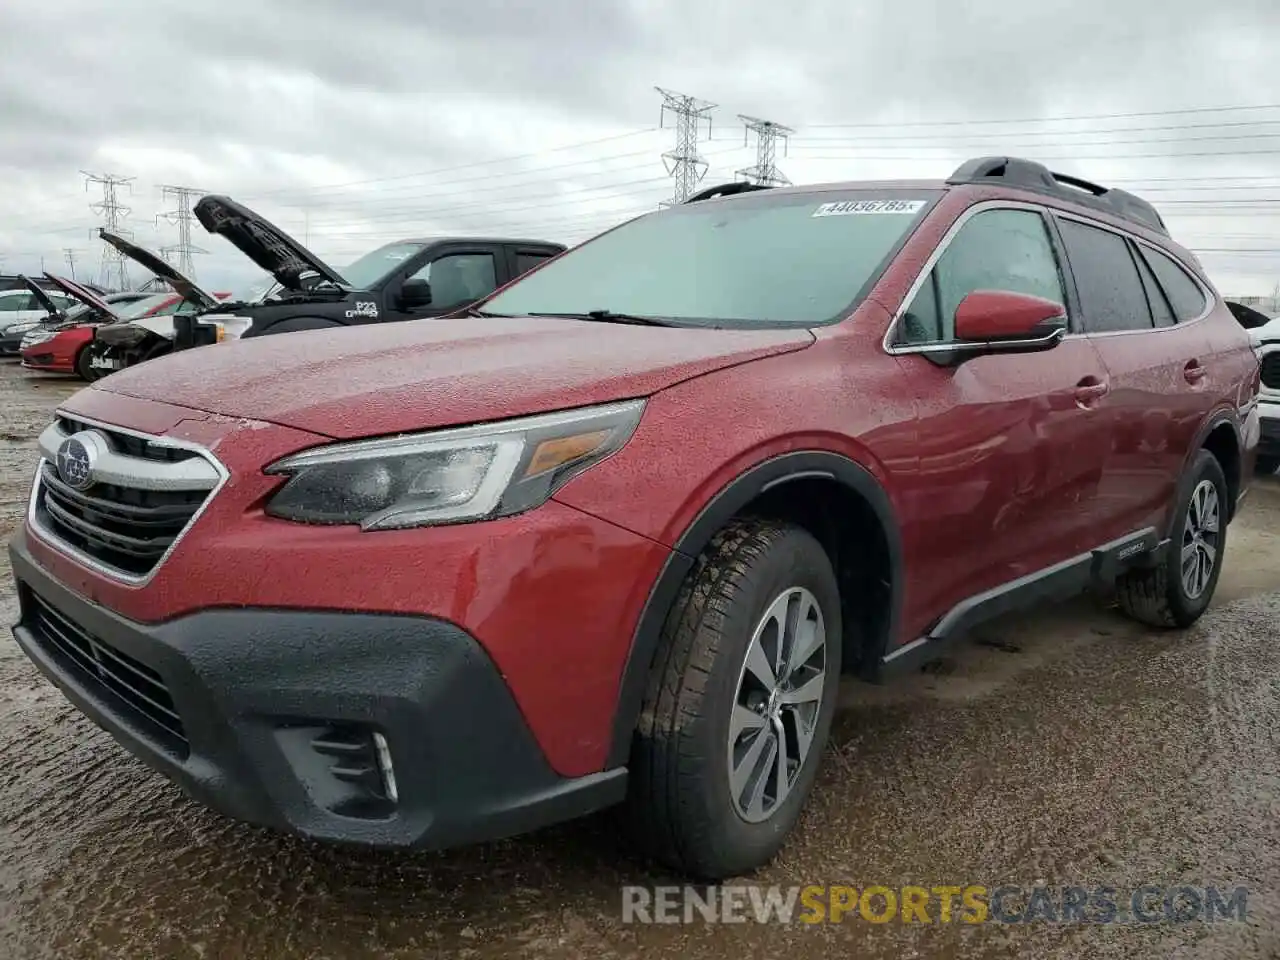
1139, 246, 1208, 322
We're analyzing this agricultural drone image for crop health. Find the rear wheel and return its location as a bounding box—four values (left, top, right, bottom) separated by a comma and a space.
1116, 448, 1227, 628
1256, 454, 1280, 476
625, 518, 842, 879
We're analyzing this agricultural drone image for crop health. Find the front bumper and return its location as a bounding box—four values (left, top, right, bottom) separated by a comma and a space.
9, 535, 627, 849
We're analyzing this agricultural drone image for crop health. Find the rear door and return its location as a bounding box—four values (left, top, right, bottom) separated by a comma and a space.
889, 203, 1114, 621
1053, 215, 1214, 541
508, 246, 561, 281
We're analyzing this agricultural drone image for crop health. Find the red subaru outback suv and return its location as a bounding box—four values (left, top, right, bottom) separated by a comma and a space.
8, 156, 1261, 879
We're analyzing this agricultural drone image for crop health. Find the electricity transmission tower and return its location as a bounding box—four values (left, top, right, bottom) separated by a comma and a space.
736, 115, 793, 186
656, 86, 716, 205
157, 185, 207, 278
82, 171, 135, 289
63, 249, 78, 281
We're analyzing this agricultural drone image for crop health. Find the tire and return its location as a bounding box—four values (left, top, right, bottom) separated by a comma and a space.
74, 346, 93, 381
1256, 454, 1280, 476
80, 343, 108, 381
1116, 448, 1228, 628
625, 518, 842, 879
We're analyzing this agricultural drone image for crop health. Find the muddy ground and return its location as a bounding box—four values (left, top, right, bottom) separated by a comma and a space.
3, 359, 1280, 959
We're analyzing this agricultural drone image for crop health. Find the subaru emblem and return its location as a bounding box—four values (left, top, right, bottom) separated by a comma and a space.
55, 434, 98, 491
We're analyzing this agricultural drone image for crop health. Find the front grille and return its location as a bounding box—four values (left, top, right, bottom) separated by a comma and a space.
25, 589, 187, 754
32, 416, 223, 580
57, 416, 201, 464
1261, 354, 1280, 391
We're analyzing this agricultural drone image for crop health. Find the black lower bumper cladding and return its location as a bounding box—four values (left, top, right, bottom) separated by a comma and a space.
8, 535, 626, 849
1259, 414, 1280, 457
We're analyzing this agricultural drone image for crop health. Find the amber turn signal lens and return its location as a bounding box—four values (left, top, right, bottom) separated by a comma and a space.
524, 430, 610, 478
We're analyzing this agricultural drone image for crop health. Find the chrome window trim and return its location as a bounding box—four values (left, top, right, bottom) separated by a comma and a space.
26, 410, 229, 587
1048, 210, 1215, 337
882, 200, 1216, 354
882, 200, 1058, 355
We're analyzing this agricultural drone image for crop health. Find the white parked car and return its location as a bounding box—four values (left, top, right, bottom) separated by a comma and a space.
1229, 301, 1280, 474
0, 286, 79, 334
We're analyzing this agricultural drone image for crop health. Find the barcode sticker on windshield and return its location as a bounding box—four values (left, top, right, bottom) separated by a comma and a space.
812, 199, 927, 217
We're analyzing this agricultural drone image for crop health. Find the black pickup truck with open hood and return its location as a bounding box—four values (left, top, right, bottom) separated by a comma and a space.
171, 195, 566, 349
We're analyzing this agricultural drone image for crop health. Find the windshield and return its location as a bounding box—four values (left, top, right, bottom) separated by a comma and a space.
340, 241, 426, 289
115, 294, 174, 319
482, 192, 938, 327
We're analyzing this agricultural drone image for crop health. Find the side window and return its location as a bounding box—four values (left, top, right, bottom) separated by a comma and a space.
1056, 219, 1153, 333
515, 252, 552, 278
1131, 244, 1175, 328
409, 253, 498, 310
0, 292, 33, 312
1139, 246, 1207, 322
897, 208, 1065, 345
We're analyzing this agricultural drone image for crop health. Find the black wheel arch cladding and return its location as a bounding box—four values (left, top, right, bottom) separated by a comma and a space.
606, 450, 903, 769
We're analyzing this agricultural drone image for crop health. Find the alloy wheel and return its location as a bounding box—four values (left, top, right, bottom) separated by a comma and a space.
1181, 478, 1220, 601
727, 587, 827, 823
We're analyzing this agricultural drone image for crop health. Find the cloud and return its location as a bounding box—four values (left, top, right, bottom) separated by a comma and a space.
1, 0, 1278, 295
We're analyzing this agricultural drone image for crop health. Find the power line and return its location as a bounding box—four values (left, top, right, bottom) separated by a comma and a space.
82, 171, 134, 290
156, 185, 208, 279
657, 87, 716, 205
63, 249, 78, 281
241, 128, 662, 199
737, 115, 794, 186
807, 102, 1280, 129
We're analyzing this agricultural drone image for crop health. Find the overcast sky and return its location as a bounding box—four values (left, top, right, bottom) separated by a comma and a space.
2, 0, 1280, 296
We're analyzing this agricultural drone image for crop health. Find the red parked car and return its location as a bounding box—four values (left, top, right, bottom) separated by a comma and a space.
22, 290, 190, 378
8, 156, 1261, 879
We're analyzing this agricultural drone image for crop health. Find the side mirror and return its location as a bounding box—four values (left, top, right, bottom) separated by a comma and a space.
399, 278, 432, 309
953, 290, 1067, 350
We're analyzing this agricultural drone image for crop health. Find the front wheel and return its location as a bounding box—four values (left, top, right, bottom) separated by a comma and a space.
625, 518, 842, 879
1116, 448, 1227, 628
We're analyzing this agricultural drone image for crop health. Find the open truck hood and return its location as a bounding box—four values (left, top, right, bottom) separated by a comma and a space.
93, 314, 815, 439
193, 194, 350, 292
99, 230, 220, 308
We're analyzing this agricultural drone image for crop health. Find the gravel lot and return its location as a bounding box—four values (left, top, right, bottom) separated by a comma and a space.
3, 359, 1280, 959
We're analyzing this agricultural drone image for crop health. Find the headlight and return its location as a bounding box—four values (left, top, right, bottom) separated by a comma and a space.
264, 399, 645, 529
21, 331, 56, 348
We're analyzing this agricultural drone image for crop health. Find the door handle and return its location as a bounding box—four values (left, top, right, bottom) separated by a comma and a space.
1074, 376, 1109, 407
1184, 360, 1207, 384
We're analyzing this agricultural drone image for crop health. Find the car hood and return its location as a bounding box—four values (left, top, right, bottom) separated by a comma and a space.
194, 194, 349, 292
17, 274, 66, 320
38, 272, 120, 320
95, 315, 815, 439
99, 230, 220, 307
1248, 316, 1280, 346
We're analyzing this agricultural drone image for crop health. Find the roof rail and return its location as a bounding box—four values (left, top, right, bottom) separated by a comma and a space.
947, 156, 1168, 236
684, 182, 776, 204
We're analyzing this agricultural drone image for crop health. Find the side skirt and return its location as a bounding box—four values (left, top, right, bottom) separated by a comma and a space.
877, 527, 1163, 679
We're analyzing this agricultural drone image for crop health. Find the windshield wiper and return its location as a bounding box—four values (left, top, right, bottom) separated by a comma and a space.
465, 307, 512, 317
528, 310, 678, 327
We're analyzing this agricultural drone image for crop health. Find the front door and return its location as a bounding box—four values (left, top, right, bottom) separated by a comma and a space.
889, 204, 1115, 635
397, 247, 505, 320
